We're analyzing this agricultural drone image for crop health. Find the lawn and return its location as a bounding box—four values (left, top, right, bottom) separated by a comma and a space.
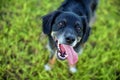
0, 0, 120, 80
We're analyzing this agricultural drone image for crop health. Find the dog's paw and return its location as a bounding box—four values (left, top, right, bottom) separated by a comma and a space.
44, 64, 51, 71
69, 67, 77, 73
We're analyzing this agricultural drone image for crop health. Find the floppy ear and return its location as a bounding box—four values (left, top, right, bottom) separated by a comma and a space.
81, 16, 91, 43
42, 11, 62, 35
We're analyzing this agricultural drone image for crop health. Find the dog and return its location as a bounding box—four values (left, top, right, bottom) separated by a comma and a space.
42, 0, 98, 73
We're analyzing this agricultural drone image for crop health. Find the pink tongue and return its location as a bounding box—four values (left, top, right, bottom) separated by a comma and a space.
61, 44, 78, 65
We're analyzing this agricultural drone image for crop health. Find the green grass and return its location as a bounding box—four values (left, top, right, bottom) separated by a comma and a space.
0, 0, 120, 80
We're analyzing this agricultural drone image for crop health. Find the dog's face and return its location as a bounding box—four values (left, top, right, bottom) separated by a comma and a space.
42, 11, 90, 47
51, 12, 83, 47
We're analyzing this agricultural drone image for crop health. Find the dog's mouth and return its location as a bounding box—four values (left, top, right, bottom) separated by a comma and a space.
55, 39, 78, 65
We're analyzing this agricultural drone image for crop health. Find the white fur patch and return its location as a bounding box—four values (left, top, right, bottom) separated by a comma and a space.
57, 33, 65, 44
44, 64, 51, 71
78, 48, 83, 55
69, 66, 77, 73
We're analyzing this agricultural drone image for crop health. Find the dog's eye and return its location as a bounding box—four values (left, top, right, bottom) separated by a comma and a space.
75, 24, 80, 30
57, 21, 65, 28
75, 24, 83, 32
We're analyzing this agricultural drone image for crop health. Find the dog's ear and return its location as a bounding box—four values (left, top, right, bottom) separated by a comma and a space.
81, 16, 91, 43
42, 11, 62, 35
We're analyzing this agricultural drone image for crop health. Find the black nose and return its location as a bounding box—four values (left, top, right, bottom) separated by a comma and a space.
65, 36, 75, 44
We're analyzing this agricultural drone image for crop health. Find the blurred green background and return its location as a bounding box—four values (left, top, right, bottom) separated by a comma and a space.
0, 0, 120, 80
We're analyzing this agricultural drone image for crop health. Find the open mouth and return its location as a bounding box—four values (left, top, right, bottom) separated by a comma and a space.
55, 39, 78, 65
56, 40, 68, 60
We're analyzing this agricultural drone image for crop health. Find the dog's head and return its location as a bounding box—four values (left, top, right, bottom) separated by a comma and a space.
42, 11, 90, 46
42, 11, 91, 61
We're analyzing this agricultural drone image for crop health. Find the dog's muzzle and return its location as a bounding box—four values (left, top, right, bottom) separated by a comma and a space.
54, 38, 78, 65
56, 40, 68, 60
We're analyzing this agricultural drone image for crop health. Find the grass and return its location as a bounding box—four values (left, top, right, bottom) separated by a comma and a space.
0, 0, 120, 80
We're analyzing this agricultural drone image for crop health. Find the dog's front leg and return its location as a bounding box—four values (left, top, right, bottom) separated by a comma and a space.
44, 51, 57, 71
48, 54, 56, 67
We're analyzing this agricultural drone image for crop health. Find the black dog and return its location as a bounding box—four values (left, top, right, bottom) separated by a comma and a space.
42, 0, 98, 73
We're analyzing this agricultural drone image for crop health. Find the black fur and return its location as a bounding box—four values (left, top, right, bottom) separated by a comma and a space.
42, 11, 62, 35
42, 0, 98, 57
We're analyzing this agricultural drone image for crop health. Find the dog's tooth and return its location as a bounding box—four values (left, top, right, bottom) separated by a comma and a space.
58, 52, 64, 59
58, 42, 59, 45
58, 52, 61, 56
57, 43, 60, 51
65, 54, 68, 58
58, 47, 60, 51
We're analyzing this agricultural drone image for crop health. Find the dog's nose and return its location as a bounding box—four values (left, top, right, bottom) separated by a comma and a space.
65, 36, 75, 44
